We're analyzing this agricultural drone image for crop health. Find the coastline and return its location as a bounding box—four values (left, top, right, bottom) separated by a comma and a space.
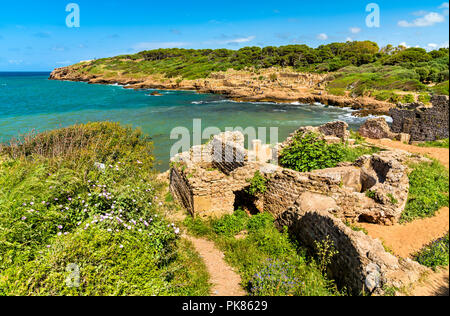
49, 66, 394, 117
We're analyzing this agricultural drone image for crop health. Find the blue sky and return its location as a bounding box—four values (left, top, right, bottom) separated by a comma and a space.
0, 0, 449, 71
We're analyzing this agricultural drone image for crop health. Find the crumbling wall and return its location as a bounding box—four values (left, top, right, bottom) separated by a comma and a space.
276, 205, 427, 295
389, 95, 449, 142
262, 151, 409, 225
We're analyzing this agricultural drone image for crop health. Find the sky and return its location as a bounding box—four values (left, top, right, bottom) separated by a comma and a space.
0, 0, 449, 71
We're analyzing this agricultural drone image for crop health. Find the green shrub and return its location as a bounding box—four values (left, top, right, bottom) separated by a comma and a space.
279, 132, 381, 173
279, 132, 345, 172
212, 209, 249, 236
402, 94, 415, 103
0, 123, 209, 296
431, 81, 449, 95
246, 171, 268, 196
401, 161, 449, 222
418, 93, 431, 104
414, 233, 449, 271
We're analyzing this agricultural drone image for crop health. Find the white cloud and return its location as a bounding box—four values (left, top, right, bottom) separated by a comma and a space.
216, 36, 256, 45
8, 59, 23, 65
427, 43, 439, 49
439, 2, 449, 9
132, 42, 190, 51
349, 27, 361, 34
399, 42, 409, 48
317, 33, 328, 40
398, 12, 445, 27
56, 61, 72, 65
346, 37, 353, 42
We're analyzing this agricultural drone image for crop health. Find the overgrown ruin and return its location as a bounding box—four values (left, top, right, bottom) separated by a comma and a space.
169, 120, 431, 295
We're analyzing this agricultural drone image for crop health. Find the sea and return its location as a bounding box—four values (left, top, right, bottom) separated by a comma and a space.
0, 72, 386, 170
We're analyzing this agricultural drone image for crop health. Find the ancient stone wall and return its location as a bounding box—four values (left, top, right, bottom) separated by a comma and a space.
262, 151, 409, 225
389, 95, 449, 142
276, 205, 427, 295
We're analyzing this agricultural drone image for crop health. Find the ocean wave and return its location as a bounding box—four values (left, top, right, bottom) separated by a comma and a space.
338, 112, 393, 123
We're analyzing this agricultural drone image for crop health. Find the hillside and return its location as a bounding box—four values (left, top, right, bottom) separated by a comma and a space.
50, 41, 449, 115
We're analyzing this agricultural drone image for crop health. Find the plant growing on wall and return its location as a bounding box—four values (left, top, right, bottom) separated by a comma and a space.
246, 171, 268, 196
279, 132, 345, 172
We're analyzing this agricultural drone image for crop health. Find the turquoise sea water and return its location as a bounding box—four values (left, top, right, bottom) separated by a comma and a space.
0, 72, 374, 170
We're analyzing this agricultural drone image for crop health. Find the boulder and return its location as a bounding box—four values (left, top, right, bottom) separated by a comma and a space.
359, 117, 397, 139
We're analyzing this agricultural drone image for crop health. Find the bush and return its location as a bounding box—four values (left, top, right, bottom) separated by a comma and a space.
246, 171, 268, 196
402, 94, 415, 103
279, 132, 345, 172
212, 209, 249, 236
279, 132, 381, 172
0, 123, 209, 295
401, 161, 449, 222
414, 233, 449, 271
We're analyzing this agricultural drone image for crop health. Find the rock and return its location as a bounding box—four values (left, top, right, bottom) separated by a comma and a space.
297, 192, 338, 212
359, 117, 397, 139
389, 95, 449, 142
149, 91, 163, 96
395, 133, 411, 144
319, 121, 350, 141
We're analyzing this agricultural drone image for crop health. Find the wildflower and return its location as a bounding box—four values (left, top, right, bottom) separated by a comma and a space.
21, 216, 27, 221
57, 232, 62, 236
119, 245, 124, 249
58, 225, 63, 230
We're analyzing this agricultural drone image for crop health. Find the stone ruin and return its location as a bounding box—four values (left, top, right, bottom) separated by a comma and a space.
359, 95, 449, 143
169, 121, 429, 295
389, 95, 449, 142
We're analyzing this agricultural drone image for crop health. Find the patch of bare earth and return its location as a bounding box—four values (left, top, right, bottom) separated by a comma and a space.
363, 138, 449, 296
185, 236, 246, 296
366, 138, 449, 169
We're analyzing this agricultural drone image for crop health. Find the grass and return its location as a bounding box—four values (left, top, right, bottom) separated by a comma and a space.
0, 122, 210, 296
400, 160, 449, 223
414, 233, 449, 271
417, 138, 449, 149
183, 210, 342, 296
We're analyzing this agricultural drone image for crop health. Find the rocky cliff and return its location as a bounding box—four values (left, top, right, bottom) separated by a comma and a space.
50, 65, 394, 116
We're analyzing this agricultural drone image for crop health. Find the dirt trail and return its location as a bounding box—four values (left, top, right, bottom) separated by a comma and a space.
364, 138, 449, 296
359, 207, 449, 258
185, 235, 246, 296
367, 138, 449, 168
412, 268, 449, 296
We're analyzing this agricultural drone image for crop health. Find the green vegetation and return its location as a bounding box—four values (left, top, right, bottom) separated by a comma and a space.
0, 122, 210, 296
184, 210, 342, 296
70, 42, 448, 96
414, 233, 449, 271
417, 138, 449, 148
246, 171, 268, 196
279, 131, 381, 172
401, 161, 449, 223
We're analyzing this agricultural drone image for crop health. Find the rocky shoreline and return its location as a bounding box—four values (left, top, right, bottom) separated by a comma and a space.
49, 66, 394, 117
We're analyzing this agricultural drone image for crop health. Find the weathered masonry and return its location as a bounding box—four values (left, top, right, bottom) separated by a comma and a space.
169, 121, 430, 295
389, 95, 449, 142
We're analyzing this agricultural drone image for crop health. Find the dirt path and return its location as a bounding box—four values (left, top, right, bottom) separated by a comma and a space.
359, 207, 449, 258
411, 268, 449, 296
185, 235, 246, 296
365, 138, 449, 296
367, 138, 449, 168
